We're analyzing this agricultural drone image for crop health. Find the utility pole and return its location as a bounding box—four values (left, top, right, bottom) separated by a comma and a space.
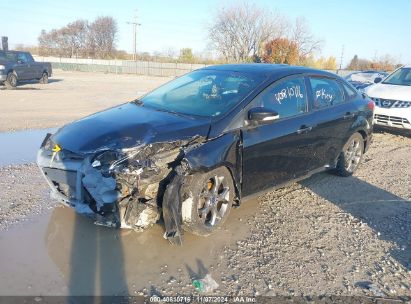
1, 36, 8, 51
127, 11, 141, 61
339, 45, 345, 70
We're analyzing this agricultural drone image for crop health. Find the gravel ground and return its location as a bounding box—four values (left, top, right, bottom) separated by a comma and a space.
0, 131, 409, 299
0, 163, 55, 230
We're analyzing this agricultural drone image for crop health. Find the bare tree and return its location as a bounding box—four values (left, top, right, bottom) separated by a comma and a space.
65, 20, 88, 58
291, 17, 323, 61
208, 2, 288, 62
38, 16, 118, 58
39, 29, 67, 56
88, 16, 118, 58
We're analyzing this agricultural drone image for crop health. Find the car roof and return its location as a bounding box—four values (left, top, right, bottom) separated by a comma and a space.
0, 50, 24, 54
202, 63, 337, 78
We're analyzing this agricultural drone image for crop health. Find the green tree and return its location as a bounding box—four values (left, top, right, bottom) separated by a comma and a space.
179, 48, 195, 63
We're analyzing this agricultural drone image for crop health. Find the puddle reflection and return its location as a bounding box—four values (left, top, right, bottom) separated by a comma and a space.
45, 201, 256, 295
0, 128, 57, 166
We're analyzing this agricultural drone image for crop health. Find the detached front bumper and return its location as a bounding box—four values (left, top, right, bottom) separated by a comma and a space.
37, 147, 120, 227
38, 147, 163, 233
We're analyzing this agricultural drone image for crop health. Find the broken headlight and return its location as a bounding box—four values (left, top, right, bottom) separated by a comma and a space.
91, 150, 121, 176
91, 147, 150, 177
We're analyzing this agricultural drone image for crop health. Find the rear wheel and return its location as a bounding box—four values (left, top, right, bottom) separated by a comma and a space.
5, 72, 17, 89
39, 72, 48, 84
182, 167, 234, 236
335, 132, 364, 177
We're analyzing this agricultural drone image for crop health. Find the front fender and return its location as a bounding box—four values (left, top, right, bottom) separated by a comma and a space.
183, 131, 242, 199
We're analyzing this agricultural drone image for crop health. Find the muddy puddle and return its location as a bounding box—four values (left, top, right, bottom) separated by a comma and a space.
0, 128, 57, 167
0, 198, 259, 296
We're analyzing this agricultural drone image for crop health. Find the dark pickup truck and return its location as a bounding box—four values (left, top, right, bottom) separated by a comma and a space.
0, 50, 52, 89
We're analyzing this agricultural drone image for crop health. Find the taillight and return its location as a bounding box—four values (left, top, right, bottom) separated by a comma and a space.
367, 100, 375, 111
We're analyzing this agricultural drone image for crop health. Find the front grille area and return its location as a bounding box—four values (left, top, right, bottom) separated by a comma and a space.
371, 97, 411, 108
374, 114, 411, 126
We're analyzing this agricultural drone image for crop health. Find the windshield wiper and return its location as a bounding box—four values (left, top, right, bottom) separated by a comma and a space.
132, 99, 144, 106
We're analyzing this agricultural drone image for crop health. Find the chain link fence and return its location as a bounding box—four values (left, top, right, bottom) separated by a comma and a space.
33, 56, 207, 77
33, 56, 355, 78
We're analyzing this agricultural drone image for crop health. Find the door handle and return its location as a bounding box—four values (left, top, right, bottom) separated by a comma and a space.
296, 125, 313, 134
343, 112, 355, 119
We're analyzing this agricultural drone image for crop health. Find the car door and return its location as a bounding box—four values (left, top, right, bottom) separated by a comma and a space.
25, 52, 41, 79
305, 76, 358, 169
242, 75, 316, 196
14, 52, 32, 80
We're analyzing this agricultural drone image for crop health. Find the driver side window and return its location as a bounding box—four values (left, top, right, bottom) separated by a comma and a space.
17, 53, 28, 64
254, 76, 308, 119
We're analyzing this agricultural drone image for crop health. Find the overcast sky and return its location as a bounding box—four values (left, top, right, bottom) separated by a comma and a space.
1, 0, 410, 65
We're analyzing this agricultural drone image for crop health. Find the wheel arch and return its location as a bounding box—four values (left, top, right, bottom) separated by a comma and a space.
357, 129, 368, 152
7, 69, 16, 76
182, 131, 242, 202
348, 113, 373, 153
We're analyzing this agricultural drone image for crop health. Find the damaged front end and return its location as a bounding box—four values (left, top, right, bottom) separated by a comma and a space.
37, 134, 204, 234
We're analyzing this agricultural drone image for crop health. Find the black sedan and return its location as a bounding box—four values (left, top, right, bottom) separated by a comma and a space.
37, 64, 374, 244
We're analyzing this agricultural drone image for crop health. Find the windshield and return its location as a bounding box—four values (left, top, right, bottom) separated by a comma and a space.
383, 68, 411, 86
0, 51, 17, 62
140, 69, 265, 117
345, 72, 386, 83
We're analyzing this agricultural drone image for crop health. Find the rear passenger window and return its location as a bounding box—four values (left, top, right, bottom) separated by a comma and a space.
309, 78, 344, 109
254, 76, 308, 119
342, 82, 357, 100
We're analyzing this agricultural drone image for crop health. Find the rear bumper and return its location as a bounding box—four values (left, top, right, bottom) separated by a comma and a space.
373, 107, 411, 130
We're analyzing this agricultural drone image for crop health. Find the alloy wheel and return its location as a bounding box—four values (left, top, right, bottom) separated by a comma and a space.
197, 175, 230, 227
344, 138, 362, 173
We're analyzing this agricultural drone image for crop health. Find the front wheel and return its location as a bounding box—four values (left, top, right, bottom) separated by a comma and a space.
334, 132, 364, 177
39, 72, 48, 84
5, 72, 17, 89
182, 167, 234, 236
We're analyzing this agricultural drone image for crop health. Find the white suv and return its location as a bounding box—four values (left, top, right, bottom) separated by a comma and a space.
365, 65, 411, 131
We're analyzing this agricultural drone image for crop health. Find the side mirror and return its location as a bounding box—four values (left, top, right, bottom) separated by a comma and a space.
374, 77, 382, 84
248, 107, 279, 124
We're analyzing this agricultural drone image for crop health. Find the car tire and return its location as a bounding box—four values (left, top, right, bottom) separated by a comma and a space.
39, 72, 48, 84
5, 72, 17, 89
181, 167, 234, 236
335, 132, 364, 177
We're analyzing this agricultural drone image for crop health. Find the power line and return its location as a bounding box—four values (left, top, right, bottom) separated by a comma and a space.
339, 45, 345, 70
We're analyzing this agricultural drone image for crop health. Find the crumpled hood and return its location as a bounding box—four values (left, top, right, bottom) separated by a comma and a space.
51, 102, 210, 154
365, 83, 411, 101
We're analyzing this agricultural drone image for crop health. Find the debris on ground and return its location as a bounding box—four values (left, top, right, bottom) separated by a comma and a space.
193, 274, 219, 293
